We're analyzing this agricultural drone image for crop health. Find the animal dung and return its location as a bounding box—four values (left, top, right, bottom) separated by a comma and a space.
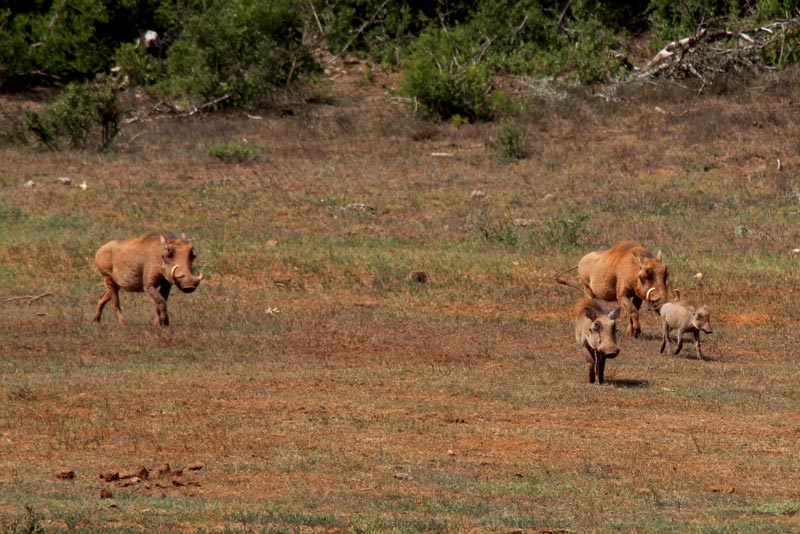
407, 270, 428, 283
56, 470, 75, 480
100, 471, 120, 482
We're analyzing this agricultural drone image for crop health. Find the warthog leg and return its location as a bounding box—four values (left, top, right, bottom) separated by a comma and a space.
694, 331, 704, 360
146, 284, 171, 326
94, 277, 124, 324
618, 294, 642, 338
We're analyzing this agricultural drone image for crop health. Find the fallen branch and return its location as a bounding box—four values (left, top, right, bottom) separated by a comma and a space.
190, 94, 231, 115
3, 293, 53, 305
636, 17, 800, 84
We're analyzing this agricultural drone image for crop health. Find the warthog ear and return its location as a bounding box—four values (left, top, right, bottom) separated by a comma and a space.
608, 308, 621, 321
584, 307, 598, 321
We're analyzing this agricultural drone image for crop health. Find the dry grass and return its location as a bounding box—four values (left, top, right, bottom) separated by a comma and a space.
1, 64, 800, 533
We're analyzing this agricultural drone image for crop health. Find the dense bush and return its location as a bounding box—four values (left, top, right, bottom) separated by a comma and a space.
2, 0, 800, 122
22, 79, 120, 150
400, 28, 495, 122
163, 0, 318, 107
0, 0, 159, 88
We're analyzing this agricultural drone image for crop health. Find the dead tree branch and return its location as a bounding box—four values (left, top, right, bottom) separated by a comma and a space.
635, 17, 800, 85
3, 293, 53, 305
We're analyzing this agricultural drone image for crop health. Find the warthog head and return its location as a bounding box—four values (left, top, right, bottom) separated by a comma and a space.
161, 234, 204, 293
584, 306, 621, 358
635, 250, 668, 309
692, 306, 713, 334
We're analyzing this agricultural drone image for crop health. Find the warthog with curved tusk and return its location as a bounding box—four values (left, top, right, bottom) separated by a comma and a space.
578, 240, 669, 338
93, 231, 204, 326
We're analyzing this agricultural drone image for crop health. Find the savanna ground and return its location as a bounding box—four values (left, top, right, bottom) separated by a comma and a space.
1, 61, 800, 533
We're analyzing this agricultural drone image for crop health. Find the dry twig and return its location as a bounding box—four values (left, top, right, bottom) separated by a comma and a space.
3, 293, 53, 305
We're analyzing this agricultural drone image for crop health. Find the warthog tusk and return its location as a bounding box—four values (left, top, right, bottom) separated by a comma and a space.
198, 272, 204, 281
170, 264, 181, 281
646, 287, 656, 301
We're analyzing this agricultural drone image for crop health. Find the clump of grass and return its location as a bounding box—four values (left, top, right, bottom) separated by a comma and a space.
4, 506, 45, 534
530, 213, 588, 251
752, 501, 799, 516
491, 120, 530, 161
478, 222, 519, 247
208, 142, 262, 163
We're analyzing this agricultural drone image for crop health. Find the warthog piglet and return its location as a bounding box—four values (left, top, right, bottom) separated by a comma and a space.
659, 297, 712, 359
575, 298, 621, 384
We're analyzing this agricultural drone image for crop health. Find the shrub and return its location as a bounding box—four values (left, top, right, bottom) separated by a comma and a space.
163, 0, 318, 108
401, 28, 495, 122
22, 79, 121, 150
114, 43, 165, 87
492, 120, 530, 161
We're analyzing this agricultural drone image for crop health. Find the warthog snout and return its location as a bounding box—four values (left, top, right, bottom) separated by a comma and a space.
170, 264, 204, 293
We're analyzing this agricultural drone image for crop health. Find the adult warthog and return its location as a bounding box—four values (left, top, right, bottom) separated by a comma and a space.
577, 240, 669, 338
93, 231, 204, 326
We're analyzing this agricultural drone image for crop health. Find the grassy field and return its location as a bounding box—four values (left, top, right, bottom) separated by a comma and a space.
1, 63, 800, 533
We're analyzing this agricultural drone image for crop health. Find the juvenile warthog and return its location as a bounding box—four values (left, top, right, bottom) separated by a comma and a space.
93, 231, 204, 326
659, 295, 713, 359
578, 240, 669, 338
575, 298, 621, 384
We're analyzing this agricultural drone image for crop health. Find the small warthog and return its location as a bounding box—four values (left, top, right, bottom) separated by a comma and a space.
93, 231, 204, 326
578, 240, 669, 338
659, 294, 713, 359
575, 298, 621, 384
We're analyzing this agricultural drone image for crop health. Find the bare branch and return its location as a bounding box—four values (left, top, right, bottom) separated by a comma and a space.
3, 293, 53, 305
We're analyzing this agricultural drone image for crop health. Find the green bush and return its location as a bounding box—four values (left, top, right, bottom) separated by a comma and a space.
22, 79, 120, 150
208, 142, 262, 164
401, 28, 495, 122
163, 0, 318, 108
320, 0, 475, 64
492, 120, 529, 160
114, 43, 165, 87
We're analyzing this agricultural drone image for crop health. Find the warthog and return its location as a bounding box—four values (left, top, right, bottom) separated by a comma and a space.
578, 240, 669, 338
659, 295, 713, 359
93, 231, 204, 326
575, 298, 621, 384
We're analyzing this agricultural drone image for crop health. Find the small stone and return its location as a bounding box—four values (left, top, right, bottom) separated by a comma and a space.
470, 190, 487, 199
57, 177, 72, 185
23, 180, 35, 188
